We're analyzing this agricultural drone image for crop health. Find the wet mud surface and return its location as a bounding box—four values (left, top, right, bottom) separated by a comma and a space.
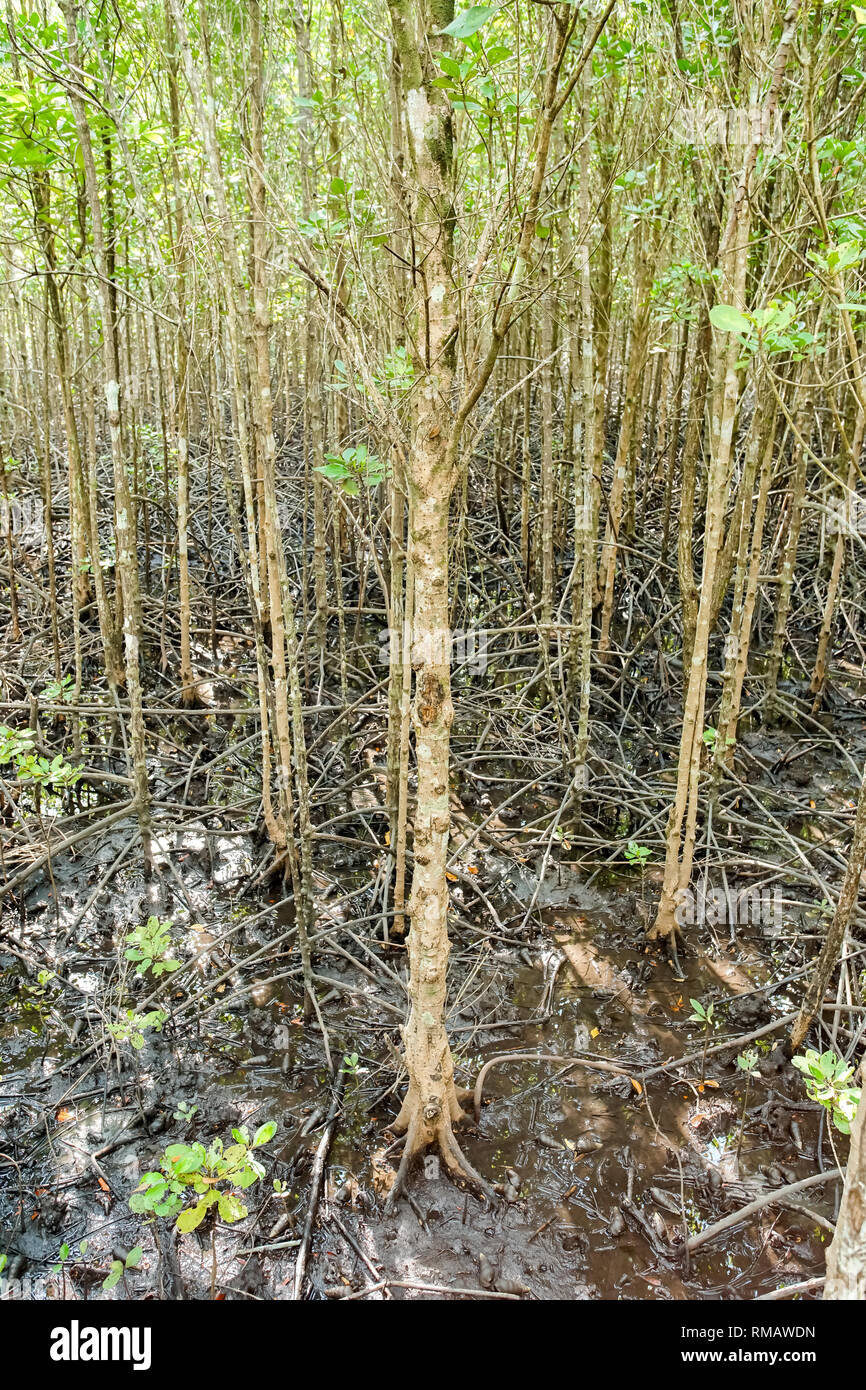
0, 818, 847, 1301
3, 656, 865, 1302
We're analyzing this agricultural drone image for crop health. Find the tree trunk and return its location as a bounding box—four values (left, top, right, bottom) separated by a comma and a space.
824, 1066, 866, 1299
63, 0, 152, 872
384, 0, 491, 1197
790, 761, 866, 1051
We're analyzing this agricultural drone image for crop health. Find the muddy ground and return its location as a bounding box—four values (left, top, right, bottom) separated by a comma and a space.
2, 693, 860, 1301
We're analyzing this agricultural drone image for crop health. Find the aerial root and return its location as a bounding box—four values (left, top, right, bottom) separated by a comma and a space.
438, 1123, 497, 1202
647, 916, 685, 977
668, 929, 684, 979
384, 1109, 423, 1211
384, 1097, 496, 1211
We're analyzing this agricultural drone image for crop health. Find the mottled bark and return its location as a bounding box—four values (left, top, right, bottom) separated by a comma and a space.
385, 0, 487, 1194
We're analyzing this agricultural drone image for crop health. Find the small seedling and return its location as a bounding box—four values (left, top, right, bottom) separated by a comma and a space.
734, 1048, 760, 1166
41, 675, 75, 703
172, 1100, 198, 1124
124, 916, 180, 978
130, 1121, 277, 1300
0, 722, 80, 793
20, 969, 57, 1030
688, 997, 718, 1083
624, 842, 652, 910
108, 1008, 167, 1050
0, 724, 35, 764
51, 1239, 88, 1298
103, 1246, 142, 1292
129, 1119, 277, 1232
315, 445, 388, 496
688, 997, 715, 1026
340, 1051, 366, 1077
792, 1049, 861, 1135
624, 841, 651, 868
16, 749, 81, 790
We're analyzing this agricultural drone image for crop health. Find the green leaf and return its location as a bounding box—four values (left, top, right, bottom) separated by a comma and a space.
176, 1199, 209, 1233
829, 240, 862, 272
710, 303, 751, 335
125, 1246, 142, 1268
102, 1262, 123, 1291
164, 1142, 205, 1175
253, 1120, 277, 1148
217, 1192, 247, 1223
440, 5, 496, 41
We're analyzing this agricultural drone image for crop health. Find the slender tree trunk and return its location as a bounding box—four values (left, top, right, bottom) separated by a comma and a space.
811, 407, 865, 709
790, 761, 866, 1052
651, 0, 801, 941
823, 1061, 866, 1299
598, 230, 651, 657
570, 92, 597, 794
677, 312, 710, 679
165, 6, 195, 707
651, 202, 750, 942
385, 0, 487, 1194
294, 3, 329, 659
764, 375, 813, 714
63, 0, 152, 872
714, 394, 778, 770
539, 271, 555, 649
